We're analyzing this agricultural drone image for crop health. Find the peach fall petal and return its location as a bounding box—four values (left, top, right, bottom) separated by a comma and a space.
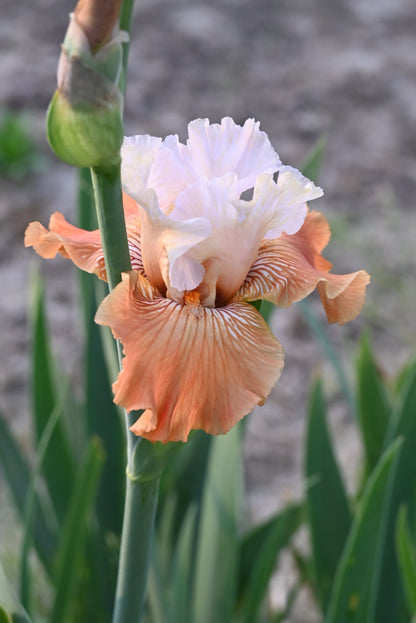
24, 194, 144, 281
95, 271, 285, 443
233, 210, 370, 325
25, 212, 107, 279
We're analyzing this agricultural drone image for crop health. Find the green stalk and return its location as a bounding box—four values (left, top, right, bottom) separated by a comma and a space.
119, 0, 136, 84
112, 476, 160, 623
90, 164, 168, 623
90, 164, 131, 291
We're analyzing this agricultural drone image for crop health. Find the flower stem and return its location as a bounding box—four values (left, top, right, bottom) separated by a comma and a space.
90, 164, 167, 623
112, 474, 159, 623
119, 0, 136, 82
90, 163, 136, 459
90, 164, 131, 291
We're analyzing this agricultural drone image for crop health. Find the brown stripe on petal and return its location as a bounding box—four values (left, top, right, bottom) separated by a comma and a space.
95, 272, 285, 442
233, 209, 370, 325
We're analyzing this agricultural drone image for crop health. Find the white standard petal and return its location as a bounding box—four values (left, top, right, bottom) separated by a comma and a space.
121, 134, 162, 199
121, 135, 189, 213
260, 166, 324, 240
171, 176, 269, 306
173, 117, 281, 192
135, 188, 211, 299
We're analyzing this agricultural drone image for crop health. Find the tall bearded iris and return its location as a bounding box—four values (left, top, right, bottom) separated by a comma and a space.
25, 117, 370, 442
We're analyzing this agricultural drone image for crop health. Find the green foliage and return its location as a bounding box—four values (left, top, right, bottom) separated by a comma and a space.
238, 502, 304, 623
0, 169, 125, 622
325, 439, 401, 623
396, 506, 416, 617
0, 110, 42, 180
303, 339, 416, 623
0, 562, 32, 623
50, 439, 104, 623
300, 136, 326, 185
306, 378, 352, 610
30, 272, 75, 525
356, 334, 391, 476
145, 425, 304, 623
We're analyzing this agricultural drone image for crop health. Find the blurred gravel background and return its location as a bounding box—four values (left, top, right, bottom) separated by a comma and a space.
1, 0, 415, 619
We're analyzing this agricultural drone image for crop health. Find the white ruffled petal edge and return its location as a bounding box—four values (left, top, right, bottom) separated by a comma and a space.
177, 117, 282, 190
262, 166, 323, 239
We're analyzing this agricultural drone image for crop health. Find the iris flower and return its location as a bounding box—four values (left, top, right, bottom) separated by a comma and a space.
25, 117, 370, 442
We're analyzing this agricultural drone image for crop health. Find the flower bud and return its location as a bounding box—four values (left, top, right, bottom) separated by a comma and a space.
46, 8, 128, 168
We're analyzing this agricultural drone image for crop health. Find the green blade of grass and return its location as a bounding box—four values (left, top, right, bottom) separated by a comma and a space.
84, 279, 125, 535
170, 506, 198, 623
158, 430, 211, 539
0, 411, 56, 573
20, 384, 69, 612
78, 167, 125, 536
192, 424, 243, 623
356, 335, 391, 477
396, 505, 416, 616
306, 377, 352, 611
374, 359, 416, 623
0, 563, 32, 623
299, 300, 356, 415
301, 136, 326, 184
50, 437, 105, 623
30, 270, 75, 523
239, 503, 304, 623
325, 439, 401, 623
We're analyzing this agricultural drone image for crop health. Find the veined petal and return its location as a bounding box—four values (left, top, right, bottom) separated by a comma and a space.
171, 171, 318, 306
24, 194, 145, 280
171, 175, 264, 305
95, 271, 285, 443
233, 210, 370, 325
24, 212, 107, 279
179, 117, 281, 191
136, 188, 211, 298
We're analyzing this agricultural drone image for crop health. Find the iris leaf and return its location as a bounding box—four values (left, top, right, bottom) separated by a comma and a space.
30, 269, 75, 523
395, 505, 416, 616
0, 411, 56, 574
356, 334, 391, 477
306, 377, 351, 611
50, 438, 105, 623
192, 424, 243, 623
325, 439, 401, 623
0, 562, 32, 623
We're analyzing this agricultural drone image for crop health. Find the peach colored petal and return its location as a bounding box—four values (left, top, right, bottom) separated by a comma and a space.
95, 271, 285, 442
25, 212, 107, 279
233, 210, 370, 325
25, 194, 145, 280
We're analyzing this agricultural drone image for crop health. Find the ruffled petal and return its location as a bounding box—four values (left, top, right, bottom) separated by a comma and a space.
233, 210, 370, 325
262, 166, 323, 239
171, 174, 258, 305
121, 134, 162, 198
135, 188, 211, 299
24, 194, 145, 280
170, 171, 316, 306
25, 212, 107, 279
95, 271, 285, 443
179, 117, 281, 192
121, 135, 189, 213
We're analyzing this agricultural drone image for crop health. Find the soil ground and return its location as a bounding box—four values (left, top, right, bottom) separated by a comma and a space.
1, 0, 415, 620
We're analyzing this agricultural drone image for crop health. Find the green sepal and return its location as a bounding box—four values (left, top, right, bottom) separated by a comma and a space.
129, 436, 183, 483
46, 14, 127, 169
47, 88, 123, 168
